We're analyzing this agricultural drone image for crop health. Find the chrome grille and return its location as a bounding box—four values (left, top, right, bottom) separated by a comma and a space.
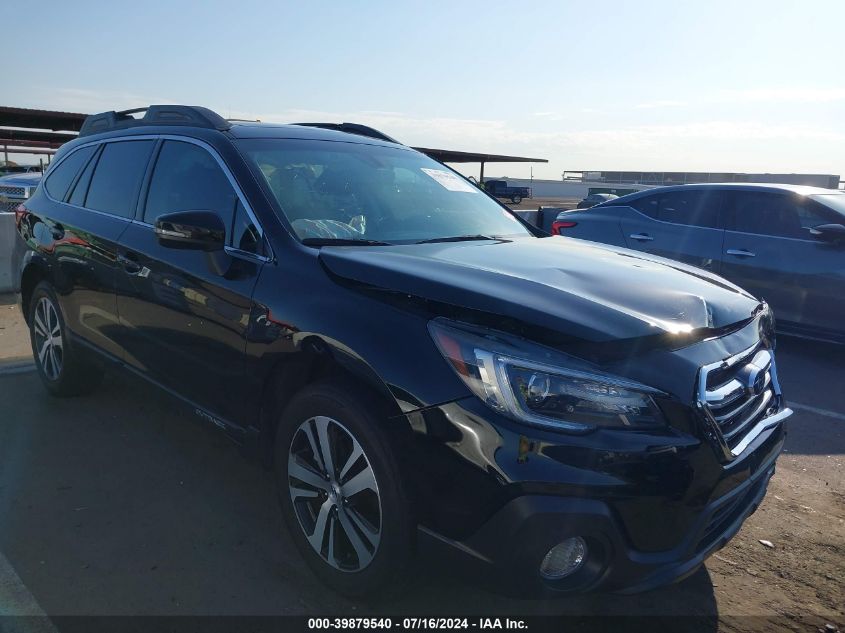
0, 185, 28, 213
697, 342, 792, 458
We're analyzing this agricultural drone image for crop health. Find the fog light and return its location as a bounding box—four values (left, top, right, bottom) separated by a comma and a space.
539, 537, 587, 580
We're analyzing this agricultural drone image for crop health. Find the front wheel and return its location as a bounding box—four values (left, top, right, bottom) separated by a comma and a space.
275, 382, 414, 598
29, 281, 102, 397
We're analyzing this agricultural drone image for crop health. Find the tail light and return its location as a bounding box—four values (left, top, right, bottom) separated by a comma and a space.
14, 203, 28, 230
551, 220, 577, 235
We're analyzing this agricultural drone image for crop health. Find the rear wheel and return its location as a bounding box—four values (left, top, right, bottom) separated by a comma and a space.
275, 382, 413, 598
512, 195, 522, 204
29, 281, 102, 397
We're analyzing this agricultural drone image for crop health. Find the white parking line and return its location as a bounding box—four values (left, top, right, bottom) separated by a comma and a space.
790, 402, 845, 422
0, 550, 58, 632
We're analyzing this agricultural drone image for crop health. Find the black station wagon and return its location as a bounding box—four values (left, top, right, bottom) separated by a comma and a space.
15, 105, 791, 597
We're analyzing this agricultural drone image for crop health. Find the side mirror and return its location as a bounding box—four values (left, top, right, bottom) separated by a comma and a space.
809, 223, 845, 244
154, 210, 225, 251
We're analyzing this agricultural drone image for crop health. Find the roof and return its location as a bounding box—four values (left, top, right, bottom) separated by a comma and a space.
229, 126, 549, 164
609, 182, 843, 203
227, 121, 404, 147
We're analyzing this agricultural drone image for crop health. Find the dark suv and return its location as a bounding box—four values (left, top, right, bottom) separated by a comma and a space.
15, 105, 790, 598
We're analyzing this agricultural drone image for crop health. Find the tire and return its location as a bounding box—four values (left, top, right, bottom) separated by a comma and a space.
275, 381, 414, 599
512, 195, 522, 204
28, 281, 103, 397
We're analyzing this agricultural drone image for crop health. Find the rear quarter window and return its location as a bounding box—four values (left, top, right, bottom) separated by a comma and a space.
631, 190, 721, 228
44, 145, 97, 201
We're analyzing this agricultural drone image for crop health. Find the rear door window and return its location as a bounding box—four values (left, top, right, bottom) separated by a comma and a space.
724, 191, 833, 239
143, 140, 238, 228
632, 190, 720, 228
44, 145, 97, 201
86, 141, 155, 218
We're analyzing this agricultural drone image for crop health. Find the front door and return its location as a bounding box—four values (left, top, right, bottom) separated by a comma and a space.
720, 190, 845, 336
115, 139, 267, 427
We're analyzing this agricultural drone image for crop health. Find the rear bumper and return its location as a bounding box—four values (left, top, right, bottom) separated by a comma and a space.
417, 418, 784, 597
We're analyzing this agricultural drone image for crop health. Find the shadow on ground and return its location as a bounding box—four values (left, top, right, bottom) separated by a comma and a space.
0, 369, 717, 628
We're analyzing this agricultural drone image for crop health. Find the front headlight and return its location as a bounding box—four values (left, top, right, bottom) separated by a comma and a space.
429, 318, 666, 432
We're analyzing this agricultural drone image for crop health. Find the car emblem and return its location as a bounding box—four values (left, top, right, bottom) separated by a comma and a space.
741, 363, 766, 396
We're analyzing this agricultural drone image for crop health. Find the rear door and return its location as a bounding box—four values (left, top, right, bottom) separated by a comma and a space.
721, 190, 845, 334
115, 138, 267, 428
38, 139, 155, 359
619, 189, 725, 273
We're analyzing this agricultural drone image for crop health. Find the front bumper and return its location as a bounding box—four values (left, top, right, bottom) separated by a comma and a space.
408, 390, 787, 597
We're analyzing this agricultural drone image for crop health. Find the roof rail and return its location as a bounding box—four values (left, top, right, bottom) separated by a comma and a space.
292, 122, 400, 144
79, 105, 231, 137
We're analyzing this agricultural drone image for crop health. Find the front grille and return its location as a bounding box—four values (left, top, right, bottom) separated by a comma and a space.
0, 185, 28, 213
698, 343, 782, 454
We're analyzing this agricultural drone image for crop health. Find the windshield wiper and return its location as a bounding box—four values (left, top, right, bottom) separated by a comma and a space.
415, 234, 499, 244
301, 238, 393, 247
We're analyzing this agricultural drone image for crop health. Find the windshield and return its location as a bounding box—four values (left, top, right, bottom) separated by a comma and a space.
237, 138, 532, 244
811, 193, 845, 218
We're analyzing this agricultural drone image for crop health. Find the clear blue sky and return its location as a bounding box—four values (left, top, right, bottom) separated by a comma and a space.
4, 0, 844, 180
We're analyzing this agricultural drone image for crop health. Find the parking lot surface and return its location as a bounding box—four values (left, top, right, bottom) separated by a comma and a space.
0, 295, 842, 631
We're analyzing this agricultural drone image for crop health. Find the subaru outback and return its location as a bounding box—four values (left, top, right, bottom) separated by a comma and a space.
15, 105, 790, 597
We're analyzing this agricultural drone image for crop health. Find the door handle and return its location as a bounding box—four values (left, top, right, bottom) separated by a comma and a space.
726, 249, 756, 258
629, 233, 653, 242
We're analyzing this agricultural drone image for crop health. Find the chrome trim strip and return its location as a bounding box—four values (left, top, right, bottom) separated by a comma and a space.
223, 245, 272, 263
696, 340, 759, 406
714, 374, 772, 421
723, 390, 773, 441
695, 335, 788, 462
750, 349, 772, 371
706, 379, 744, 405
730, 407, 792, 457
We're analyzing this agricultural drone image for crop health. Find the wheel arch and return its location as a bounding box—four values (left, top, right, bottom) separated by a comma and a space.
255, 334, 407, 468
18, 254, 52, 325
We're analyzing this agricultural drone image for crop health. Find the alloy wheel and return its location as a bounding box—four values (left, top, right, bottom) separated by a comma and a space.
33, 297, 63, 381
288, 416, 382, 572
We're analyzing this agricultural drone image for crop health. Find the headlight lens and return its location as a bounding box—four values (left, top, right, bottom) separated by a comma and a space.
429, 319, 665, 432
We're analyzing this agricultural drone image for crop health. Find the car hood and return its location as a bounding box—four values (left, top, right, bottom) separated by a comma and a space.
0, 173, 42, 188
319, 236, 762, 344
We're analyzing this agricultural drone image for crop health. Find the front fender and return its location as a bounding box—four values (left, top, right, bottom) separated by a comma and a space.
244, 257, 470, 423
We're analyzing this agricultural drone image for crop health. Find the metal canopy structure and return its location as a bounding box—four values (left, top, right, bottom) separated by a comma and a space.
0, 107, 549, 177
0, 106, 86, 131
0, 107, 87, 163
413, 147, 548, 182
